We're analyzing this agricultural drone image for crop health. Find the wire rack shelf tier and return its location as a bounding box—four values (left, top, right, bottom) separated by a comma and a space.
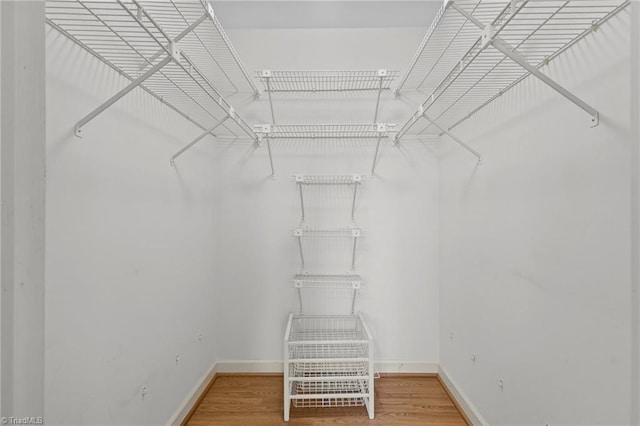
258, 70, 399, 93
294, 275, 362, 289
255, 123, 396, 139
395, 0, 629, 154
284, 313, 374, 419
295, 175, 362, 185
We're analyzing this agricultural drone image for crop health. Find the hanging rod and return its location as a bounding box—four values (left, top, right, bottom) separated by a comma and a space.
394, 0, 628, 150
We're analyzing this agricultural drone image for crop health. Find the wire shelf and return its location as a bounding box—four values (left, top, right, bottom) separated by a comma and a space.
290, 360, 369, 378
255, 124, 396, 139
293, 228, 360, 238
294, 175, 362, 185
294, 275, 362, 289
258, 70, 399, 93
287, 315, 369, 342
396, 0, 628, 137
46, 0, 257, 140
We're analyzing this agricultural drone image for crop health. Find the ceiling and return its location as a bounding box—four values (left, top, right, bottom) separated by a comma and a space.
212, 1, 442, 29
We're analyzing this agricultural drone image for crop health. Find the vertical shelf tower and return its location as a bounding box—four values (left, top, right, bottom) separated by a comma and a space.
284, 175, 374, 421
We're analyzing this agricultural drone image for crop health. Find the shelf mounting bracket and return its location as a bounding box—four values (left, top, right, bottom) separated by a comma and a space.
170, 113, 230, 166
450, 2, 600, 126
422, 112, 482, 164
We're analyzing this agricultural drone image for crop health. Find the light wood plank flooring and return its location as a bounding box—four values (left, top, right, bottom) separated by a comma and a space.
186, 375, 469, 425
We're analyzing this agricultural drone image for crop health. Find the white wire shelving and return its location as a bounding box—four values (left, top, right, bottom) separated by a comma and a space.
257, 70, 399, 123
293, 274, 363, 315
46, 0, 272, 170
256, 124, 396, 175
394, 0, 629, 161
295, 174, 362, 222
284, 313, 374, 420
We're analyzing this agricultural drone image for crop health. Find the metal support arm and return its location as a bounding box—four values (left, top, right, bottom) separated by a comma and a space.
422, 113, 482, 163
75, 56, 172, 137
170, 114, 230, 165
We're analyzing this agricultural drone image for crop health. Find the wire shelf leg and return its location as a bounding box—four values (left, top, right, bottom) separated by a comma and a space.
75, 55, 172, 137
351, 184, 358, 222
297, 287, 304, 314
351, 237, 358, 270
265, 134, 275, 176
297, 236, 305, 269
266, 77, 276, 124
371, 136, 382, 175
373, 76, 383, 123
298, 183, 305, 222
170, 114, 229, 165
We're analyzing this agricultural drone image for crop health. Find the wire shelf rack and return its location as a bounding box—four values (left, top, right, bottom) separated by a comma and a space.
293, 228, 360, 238
294, 275, 362, 289
46, 0, 262, 163
294, 175, 363, 185
284, 313, 374, 419
395, 0, 629, 152
258, 70, 399, 93
255, 123, 395, 139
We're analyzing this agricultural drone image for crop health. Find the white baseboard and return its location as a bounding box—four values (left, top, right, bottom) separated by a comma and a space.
166, 361, 217, 426
376, 361, 438, 374
438, 365, 488, 426
214, 360, 437, 374
215, 360, 283, 373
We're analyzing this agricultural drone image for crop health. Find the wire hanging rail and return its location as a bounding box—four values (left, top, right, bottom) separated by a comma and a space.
394, 0, 629, 159
293, 227, 361, 271
295, 174, 362, 222
255, 124, 396, 175
46, 0, 272, 171
257, 70, 399, 123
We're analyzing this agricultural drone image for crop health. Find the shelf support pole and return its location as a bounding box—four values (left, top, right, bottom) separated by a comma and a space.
170, 114, 230, 165
351, 236, 358, 270
298, 183, 305, 222
265, 134, 275, 177
373, 72, 384, 123
75, 55, 172, 137
422, 113, 482, 163
265, 76, 276, 124
371, 135, 383, 175
350, 183, 358, 222
450, 1, 599, 126
297, 235, 305, 269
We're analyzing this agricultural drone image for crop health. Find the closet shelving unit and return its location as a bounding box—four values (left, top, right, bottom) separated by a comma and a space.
285, 172, 374, 421
295, 174, 362, 222
45, 0, 272, 170
254, 124, 396, 175
393, 0, 629, 161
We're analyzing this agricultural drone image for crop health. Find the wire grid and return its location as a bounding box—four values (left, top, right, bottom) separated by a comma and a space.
258, 70, 399, 92
137, 0, 257, 95
46, 0, 256, 139
290, 360, 369, 378
294, 275, 362, 289
397, 0, 628, 136
292, 378, 368, 408
296, 175, 362, 185
289, 343, 369, 360
256, 124, 395, 139
287, 315, 367, 342
294, 228, 360, 238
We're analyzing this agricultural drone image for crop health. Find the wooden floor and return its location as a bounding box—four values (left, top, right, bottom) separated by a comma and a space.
186, 375, 469, 425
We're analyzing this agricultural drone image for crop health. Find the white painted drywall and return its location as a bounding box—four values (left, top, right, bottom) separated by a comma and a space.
212, 27, 441, 369
438, 9, 633, 426
0, 1, 46, 419
45, 27, 218, 425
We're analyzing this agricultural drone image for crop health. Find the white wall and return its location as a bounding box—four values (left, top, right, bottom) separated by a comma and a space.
213, 27, 441, 370
1, 1, 46, 419
45, 27, 218, 425
438, 9, 633, 426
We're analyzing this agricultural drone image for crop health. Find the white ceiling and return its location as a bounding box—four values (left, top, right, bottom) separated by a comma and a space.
213, 1, 442, 29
